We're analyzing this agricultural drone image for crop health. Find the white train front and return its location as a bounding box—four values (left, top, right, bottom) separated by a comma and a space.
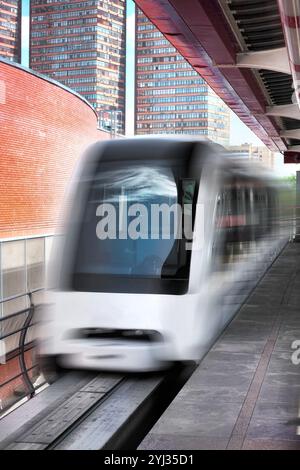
38, 137, 286, 377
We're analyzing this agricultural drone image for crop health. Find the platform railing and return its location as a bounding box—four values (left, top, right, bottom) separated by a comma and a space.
0, 289, 45, 414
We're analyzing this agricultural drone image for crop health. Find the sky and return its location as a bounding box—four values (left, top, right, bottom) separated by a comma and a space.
21, 0, 297, 176
125, 0, 135, 136
21, 0, 30, 67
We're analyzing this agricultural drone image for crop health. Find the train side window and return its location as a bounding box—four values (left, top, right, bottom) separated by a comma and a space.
212, 179, 257, 272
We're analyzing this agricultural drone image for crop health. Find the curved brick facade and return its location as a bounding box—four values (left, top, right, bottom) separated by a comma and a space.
0, 59, 110, 239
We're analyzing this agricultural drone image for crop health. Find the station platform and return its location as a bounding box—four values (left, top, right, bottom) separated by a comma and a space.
140, 242, 300, 450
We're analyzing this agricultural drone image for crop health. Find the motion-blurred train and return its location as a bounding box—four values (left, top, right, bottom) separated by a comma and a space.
38, 137, 288, 376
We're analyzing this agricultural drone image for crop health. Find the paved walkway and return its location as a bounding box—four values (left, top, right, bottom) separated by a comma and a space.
140, 242, 300, 450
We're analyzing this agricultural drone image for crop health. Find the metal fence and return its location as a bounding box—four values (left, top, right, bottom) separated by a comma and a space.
0, 289, 47, 415
0, 235, 54, 415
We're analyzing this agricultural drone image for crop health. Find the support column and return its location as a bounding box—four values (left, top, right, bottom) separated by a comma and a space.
295, 171, 300, 242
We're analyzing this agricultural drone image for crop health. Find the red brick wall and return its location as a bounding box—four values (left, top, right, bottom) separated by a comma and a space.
0, 349, 35, 411
0, 60, 110, 239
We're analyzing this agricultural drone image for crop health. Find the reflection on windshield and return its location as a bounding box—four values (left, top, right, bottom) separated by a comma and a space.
91, 167, 177, 202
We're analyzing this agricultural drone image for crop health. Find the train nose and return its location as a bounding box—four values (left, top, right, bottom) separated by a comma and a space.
59, 339, 170, 372
51, 327, 169, 372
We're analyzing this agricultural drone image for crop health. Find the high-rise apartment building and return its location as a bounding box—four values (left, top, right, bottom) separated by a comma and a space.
30, 0, 126, 134
0, 0, 21, 63
227, 143, 276, 170
135, 9, 230, 146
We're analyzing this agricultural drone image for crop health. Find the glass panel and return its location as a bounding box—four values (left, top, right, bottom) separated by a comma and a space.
2, 240, 26, 302
1, 240, 27, 316
26, 238, 45, 291
45, 235, 55, 288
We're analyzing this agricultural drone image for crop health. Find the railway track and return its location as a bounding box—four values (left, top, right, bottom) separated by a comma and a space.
0, 364, 195, 450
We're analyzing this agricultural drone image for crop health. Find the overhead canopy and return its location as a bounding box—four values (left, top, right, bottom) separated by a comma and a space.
134, 0, 300, 157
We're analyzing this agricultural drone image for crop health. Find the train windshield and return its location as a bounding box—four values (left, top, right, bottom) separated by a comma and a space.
71, 156, 198, 294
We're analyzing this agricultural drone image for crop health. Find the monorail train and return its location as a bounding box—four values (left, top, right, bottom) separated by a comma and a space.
38, 137, 287, 377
